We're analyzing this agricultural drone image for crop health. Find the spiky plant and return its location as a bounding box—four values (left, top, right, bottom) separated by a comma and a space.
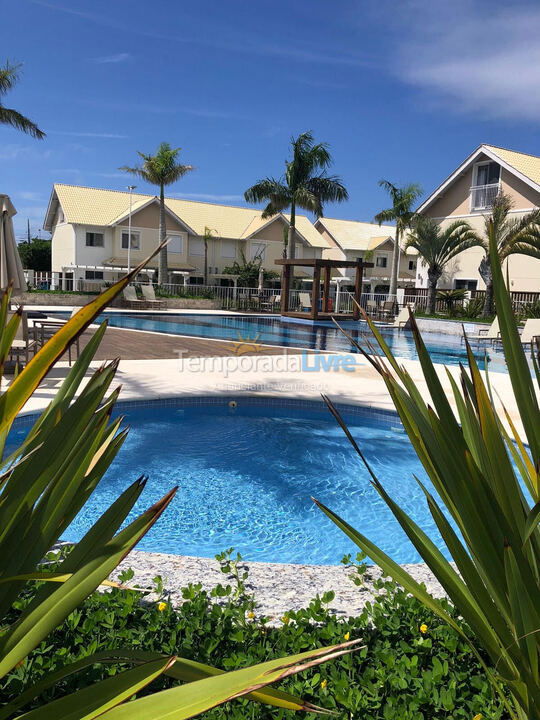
316, 213, 540, 719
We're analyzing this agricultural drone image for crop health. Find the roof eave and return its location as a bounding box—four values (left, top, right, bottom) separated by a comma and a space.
43, 186, 60, 232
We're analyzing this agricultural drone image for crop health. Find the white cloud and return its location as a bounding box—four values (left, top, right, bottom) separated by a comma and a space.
91, 52, 131, 64
388, 0, 540, 121
17, 191, 43, 202
0, 144, 51, 160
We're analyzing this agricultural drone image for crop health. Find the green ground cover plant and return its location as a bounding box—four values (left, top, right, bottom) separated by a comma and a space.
1, 550, 504, 720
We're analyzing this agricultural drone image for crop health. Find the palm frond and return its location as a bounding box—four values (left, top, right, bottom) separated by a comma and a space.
118, 166, 153, 183
0, 62, 21, 96
120, 144, 194, 189
293, 187, 321, 216
0, 106, 45, 139
374, 208, 397, 225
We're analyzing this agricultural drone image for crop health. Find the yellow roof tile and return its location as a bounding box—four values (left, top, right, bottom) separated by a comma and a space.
47, 184, 330, 248
317, 217, 396, 251
484, 145, 540, 187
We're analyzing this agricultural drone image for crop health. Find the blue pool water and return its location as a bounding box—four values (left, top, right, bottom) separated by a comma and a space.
91, 312, 508, 372
10, 399, 450, 565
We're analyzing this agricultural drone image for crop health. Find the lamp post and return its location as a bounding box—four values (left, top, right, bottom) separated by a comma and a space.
127, 185, 136, 274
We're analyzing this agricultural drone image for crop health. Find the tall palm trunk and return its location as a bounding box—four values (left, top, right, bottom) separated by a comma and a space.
478, 256, 493, 317
158, 184, 168, 286
389, 226, 400, 298
427, 268, 441, 315
287, 201, 296, 260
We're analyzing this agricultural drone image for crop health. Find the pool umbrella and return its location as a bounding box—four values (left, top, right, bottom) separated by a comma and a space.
0, 195, 26, 295
257, 267, 264, 292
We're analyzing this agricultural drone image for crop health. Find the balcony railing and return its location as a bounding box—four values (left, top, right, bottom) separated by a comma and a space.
470, 183, 500, 211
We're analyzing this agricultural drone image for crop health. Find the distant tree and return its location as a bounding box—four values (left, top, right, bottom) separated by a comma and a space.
223, 251, 278, 288
374, 181, 423, 298
244, 131, 348, 259
203, 226, 217, 285
0, 61, 45, 138
120, 143, 194, 284
18, 238, 51, 271
406, 217, 479, 314
474, 193, 540, 316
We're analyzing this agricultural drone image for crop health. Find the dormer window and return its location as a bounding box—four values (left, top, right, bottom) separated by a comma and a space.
471, 161, 501, 210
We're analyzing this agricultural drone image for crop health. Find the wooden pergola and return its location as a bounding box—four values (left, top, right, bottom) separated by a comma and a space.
275, 258, 373, 321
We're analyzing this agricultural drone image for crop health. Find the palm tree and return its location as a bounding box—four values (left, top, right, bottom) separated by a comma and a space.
0, 61, 45, 138
202, 226, 217, 285
374, 181, 423, 298
120, 143, 194, 284
244, 131, 348, 259
476, 193, 540, 316
406, 217, 480, 315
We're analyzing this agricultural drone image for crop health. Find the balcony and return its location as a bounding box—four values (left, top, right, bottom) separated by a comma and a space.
470, 183, 500, 211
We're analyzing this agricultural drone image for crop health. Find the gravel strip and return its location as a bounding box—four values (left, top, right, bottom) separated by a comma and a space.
114, 550, 446, 620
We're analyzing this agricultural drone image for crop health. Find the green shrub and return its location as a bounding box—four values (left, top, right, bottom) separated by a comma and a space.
2, 550, 505, 720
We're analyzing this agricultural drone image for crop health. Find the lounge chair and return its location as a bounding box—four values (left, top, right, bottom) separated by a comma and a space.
366, 299, 379, 318
8, 311, 38, 366
379, 300, 396, 319
299, 292, 312, 311
260, 294, 280, 311
123, 285, 147, 309
520, 319, 540, 345
462, 317, 500, 345
141, 284, 166, 309
378, 305, 413, 330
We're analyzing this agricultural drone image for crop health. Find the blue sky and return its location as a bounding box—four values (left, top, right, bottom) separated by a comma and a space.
4, 0, 540, 239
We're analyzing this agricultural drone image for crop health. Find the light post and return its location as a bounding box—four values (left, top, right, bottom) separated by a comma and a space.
126, 185, 136, 274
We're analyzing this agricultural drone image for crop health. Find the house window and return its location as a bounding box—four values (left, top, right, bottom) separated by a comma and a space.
86, 232, 104, 247
167, 234, 185, 253
474, 161, 500, 187
251, 242, 266, 260
188, 276, 204, 285
471, 162, 501, 210
121, 231, 140, 249
454, 279, 478, 291
85, 270, 103, 280
408, 260, 417, 271
221, 240, 236, 258
375, 256, 387, 268
189, 238, 204, 256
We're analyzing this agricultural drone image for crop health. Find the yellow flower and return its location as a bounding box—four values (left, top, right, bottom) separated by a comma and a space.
247, 611, 255, 619
320, 679, 327, 689
419, 623, 428, 634
344, 632, 350, 641
281, 615, 290, 625
473, 715, 483, 720
157, 601, 167, 612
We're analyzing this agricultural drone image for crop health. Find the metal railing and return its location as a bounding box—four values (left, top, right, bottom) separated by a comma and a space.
470, 183, 499, 211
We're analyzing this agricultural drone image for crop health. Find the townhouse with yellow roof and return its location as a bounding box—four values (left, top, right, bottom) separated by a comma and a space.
417, 144, 540, 293
44, 184, 329, 289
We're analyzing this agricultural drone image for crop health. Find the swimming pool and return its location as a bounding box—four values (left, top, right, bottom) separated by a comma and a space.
10, 398, 449, 565
93, 312, 508, 372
